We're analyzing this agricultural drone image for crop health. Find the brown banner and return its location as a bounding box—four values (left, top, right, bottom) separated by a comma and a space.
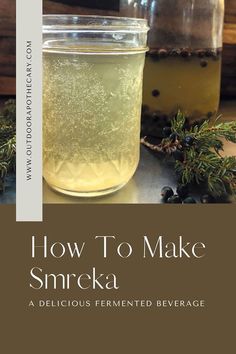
1, 204, 235, 352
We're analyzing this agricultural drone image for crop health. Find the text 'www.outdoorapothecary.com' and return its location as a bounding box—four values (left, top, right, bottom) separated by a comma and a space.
25, 40, 32, 182
16, 0, 42, 222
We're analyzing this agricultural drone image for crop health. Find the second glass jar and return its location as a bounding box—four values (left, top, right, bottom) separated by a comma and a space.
142, 0, 224, 129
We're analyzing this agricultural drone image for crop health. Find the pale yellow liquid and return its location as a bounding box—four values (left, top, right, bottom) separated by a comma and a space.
143, 54, 222, 120
43, 49, 145, 196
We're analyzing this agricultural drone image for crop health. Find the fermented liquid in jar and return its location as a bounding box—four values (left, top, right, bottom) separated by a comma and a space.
143, 48, 222, 121
43, 16, 148, 196
142, 0, 224, 132
43, 50, 145, 195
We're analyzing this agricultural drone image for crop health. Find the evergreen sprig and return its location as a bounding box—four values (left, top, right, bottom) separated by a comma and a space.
141, 111, 236, 198
172, 111, 236, 154
175, 150, 236, 196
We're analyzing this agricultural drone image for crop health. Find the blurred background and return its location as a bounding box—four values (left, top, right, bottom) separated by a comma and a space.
0, 0, 235, 98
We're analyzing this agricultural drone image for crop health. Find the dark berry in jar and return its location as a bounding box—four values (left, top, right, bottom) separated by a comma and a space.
183, 197, 197, 204
206, 49, 213, 57
152, 89, 160, 97
170, 49, 179, 56
161, 186, 174, 202
196, 49, 205, 58
176, 184, 189, 199
167, 195, 182, 204
200, 60, 208, 68
181, 49, 190, 58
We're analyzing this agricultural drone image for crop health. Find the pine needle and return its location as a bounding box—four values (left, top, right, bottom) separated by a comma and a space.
141, 111, 236, 197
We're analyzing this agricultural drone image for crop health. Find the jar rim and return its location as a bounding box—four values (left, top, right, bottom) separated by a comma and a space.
43, 14, 149, 32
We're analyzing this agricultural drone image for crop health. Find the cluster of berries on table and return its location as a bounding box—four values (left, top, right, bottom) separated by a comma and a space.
161, 186, 215, 204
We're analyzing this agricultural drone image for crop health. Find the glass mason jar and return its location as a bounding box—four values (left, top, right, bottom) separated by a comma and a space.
43, 15, 148, 197
142, 0, 224, 132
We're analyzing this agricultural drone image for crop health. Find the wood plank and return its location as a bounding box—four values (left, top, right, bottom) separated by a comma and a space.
0, 0, 15, 17
224, 23, 236, 44
0, 77, 15, 96
0, 55, 16, 76
225, 0, 236, 23
0, 37, 15, 56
